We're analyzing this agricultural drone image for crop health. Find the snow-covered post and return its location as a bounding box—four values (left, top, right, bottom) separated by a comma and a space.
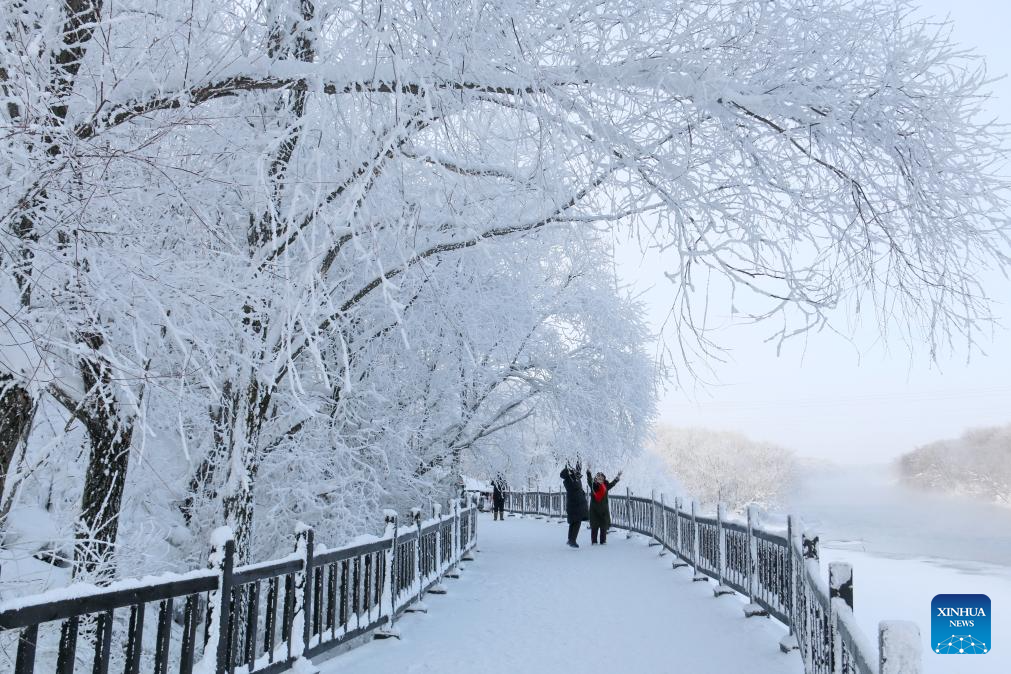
658, 493, 668, 557
743, 506, 767, 618
462, 498, 476, 561
647, 490, 660, 547
779, 515, 799, 652
829, 562, 853, 672
455, 498, 462, 560
717, 503, 724, 584
445, 499, 461, 579
714, 503, 733, 597
291, 523, 315, 660
674, 497, 681, 554
650, 490, 656, 536
429, 503, 447, 595
376, 511, 400, 639
691, 500, 706, 582
691, 499, 698, 572
672, 497, 688, 570
204, 527, 235, 674
879, 621, 921, 674
746, 506, 756, 604
454, 498, 461, 561
406, 508, 428, 613
626, 487, 633, 539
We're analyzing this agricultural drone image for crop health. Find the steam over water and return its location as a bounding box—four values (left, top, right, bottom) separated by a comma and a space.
787, 464, 1011, 566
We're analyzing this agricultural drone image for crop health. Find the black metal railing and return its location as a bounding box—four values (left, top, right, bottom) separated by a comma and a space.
1, 500, 478, 674
503, 490, 921, 674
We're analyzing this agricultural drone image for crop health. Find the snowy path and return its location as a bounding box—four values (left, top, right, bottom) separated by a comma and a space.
320, 514, 803, 674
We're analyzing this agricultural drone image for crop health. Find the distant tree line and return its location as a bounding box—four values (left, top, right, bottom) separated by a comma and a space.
898, 424, 1011, 505
649, 426, 797, 510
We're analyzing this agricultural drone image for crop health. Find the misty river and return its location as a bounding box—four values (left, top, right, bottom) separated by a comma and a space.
787, 464, 1011, 566
786, 464, 1011, 673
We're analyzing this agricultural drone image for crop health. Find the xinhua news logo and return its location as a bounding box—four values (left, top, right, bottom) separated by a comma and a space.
931, 594, 991, 655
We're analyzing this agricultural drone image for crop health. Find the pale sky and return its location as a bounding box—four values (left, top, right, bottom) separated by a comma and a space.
617, 0, 1011, 465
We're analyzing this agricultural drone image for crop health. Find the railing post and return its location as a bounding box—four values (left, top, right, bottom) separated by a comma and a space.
714, 503, 733, 596
717, 503, 725, 584
672, 497, 688, 570
291, 524, 314, 659
445, 499, 461, 579
626, 487, 633, 539
879, 621, 921, 674
462, 498, 476, 561
429, 503, 448, 595
14, 624, 39, 674
658, 493, 668, 557
406, 507, 428, 613
829, 562, 853, 674
779, 514, 800, 652
674, 497, 681, 553
376, 511, 400, 639
743, 505, 768, 618
647, 490, 660, 547
691, 500, 706, 581
651, 490, 657, 537
747, 506, 756, 604
691, 499, 697, 573
454, 499, 461, 561
203, 527, 235, 674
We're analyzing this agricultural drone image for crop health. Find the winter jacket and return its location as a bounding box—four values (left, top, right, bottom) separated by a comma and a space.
492, 482, 505, 507
586, 471, 620, 529
560, 467, 589, 523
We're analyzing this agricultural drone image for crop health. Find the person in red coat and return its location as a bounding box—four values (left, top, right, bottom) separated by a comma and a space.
586, 470, 621, 544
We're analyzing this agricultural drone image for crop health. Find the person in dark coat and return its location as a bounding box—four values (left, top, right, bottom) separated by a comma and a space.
560, 463, 589, 547
587, 469, 621, 544
492, 478, 506, 521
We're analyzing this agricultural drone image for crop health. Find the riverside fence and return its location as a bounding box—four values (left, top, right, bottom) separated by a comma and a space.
0, 500, 477, 674
504, 490, 921, 674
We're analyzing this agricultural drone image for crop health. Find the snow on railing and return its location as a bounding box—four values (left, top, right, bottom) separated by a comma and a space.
504, 490, 922, 674
0, 499, 479, 674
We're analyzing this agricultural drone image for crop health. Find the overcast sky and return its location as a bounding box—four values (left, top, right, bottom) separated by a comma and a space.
617, 0, 1011, 465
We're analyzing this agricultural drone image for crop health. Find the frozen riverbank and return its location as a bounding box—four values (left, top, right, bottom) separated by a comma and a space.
788, 464, 1011, 672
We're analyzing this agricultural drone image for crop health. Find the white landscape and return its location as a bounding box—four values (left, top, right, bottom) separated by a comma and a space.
2, 0, 1010, 673
790, 464, 1011, 674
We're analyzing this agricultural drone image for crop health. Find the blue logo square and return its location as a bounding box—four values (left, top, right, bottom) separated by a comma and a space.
932, 594, 991, 655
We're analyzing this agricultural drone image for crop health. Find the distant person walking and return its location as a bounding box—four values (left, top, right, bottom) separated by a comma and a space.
492, 478, 506, 521
587, 469, 621, 544
560, 462, 589, 547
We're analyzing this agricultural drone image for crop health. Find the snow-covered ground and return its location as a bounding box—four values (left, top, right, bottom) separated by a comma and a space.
820, 548, 1010, 674
789, 464, 1011, 673
320, 514, 802, 674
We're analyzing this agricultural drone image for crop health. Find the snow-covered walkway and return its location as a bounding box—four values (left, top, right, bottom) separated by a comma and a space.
320, 514, 804, 674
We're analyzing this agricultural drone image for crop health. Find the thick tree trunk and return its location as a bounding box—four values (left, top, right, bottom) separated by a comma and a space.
0, 376, 34, 502
74, 332, 134, 580
220, 376, 271, 562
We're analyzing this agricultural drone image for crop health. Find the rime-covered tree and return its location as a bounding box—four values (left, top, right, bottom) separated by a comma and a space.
1, 0, 1008, 578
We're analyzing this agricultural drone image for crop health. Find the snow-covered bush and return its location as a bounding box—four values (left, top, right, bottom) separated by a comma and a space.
897, 424, 1011, 504
649, 426, 797, 510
